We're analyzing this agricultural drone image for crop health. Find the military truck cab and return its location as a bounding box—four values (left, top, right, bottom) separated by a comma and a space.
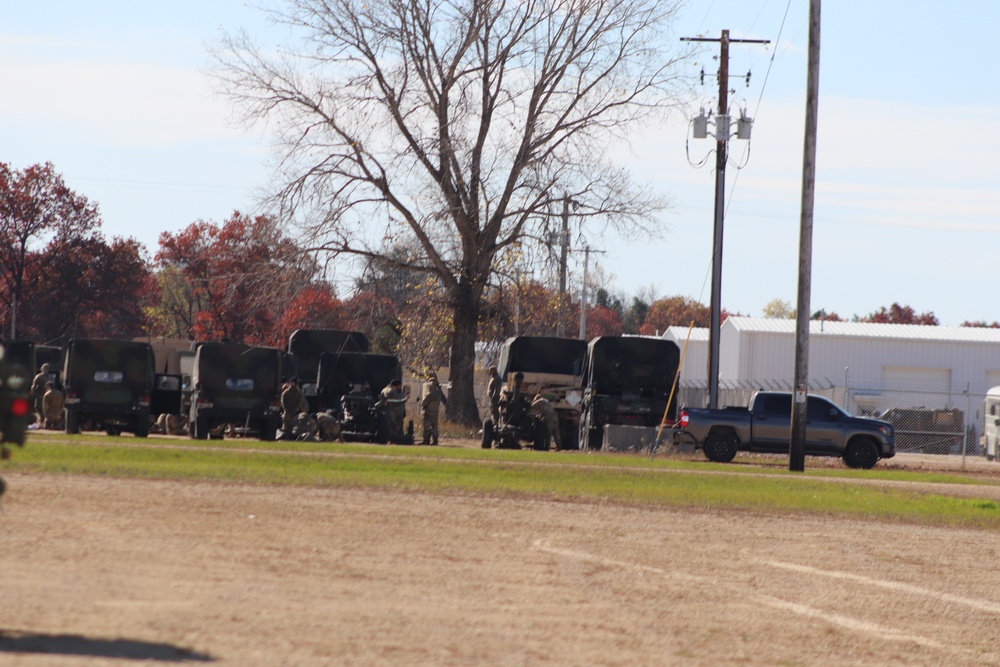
62, 338, 155, 437
188, 342, 285, 441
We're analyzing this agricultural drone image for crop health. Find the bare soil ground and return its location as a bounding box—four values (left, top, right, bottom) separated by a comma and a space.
4, 440, 1000, 666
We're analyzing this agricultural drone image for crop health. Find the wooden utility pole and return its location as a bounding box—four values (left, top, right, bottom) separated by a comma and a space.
681, 30, 769, 409
790, 0, 822, 472
556, 196, 570, 337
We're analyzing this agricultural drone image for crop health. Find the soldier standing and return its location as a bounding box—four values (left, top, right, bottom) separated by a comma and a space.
487, 365, 502, 424
379, 379, 407, 440
30, 363, 54, 426
530, 392, 561, 451
280, 377, 307, 439
420, 374, 448, 446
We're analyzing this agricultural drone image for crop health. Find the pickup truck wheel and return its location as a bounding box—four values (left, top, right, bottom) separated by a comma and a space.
703, 430, 738, 463
844, 439, 879, 469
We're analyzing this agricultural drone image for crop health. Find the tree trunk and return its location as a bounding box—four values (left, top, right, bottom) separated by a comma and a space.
445, 278, 483, 427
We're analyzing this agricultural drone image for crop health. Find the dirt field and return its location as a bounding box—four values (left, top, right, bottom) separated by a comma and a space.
4, 443, 1000, 666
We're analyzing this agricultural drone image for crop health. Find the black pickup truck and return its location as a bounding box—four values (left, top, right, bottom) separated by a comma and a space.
674, 391, 895, 469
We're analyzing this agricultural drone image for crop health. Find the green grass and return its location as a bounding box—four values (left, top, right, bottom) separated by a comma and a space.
6, 431, 1000, 529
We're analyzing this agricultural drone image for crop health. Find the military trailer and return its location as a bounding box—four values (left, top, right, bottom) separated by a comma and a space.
482, 336, 587, 450
62, 338, 155, 437
316, 351, 413, 443
188, 342, 285, 441
287, 329, 370, 413
578, 336, 680, 451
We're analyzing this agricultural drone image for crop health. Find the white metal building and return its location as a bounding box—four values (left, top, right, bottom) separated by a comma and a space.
663, 325, 709, 384
666, 316, 1000, 395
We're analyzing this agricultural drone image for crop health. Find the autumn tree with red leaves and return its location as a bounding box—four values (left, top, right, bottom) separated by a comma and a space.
0, 162, 101, 337
639, 296, 712, 335
155, 212, 318, 345
864, 303, 939, 326
19, 235, 153, 343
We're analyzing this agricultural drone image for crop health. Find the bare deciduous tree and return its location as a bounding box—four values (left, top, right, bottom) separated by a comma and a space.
213, 0, 694, 425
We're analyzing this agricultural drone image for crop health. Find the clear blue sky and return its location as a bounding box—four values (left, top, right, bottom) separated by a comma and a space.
3, 1, 998, 326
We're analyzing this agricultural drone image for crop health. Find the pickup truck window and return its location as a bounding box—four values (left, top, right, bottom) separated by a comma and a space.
807, 396, 838, 421
756, 394, 791, 417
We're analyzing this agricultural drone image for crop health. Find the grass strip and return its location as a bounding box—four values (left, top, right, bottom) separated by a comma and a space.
6, 438, 1000, 529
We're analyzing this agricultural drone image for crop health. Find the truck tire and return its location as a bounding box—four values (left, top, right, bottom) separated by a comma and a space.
65, 410, 80, 435
134, 416, 150, 438
481, 419, 494, 449
193, 416, 210, 440
532, 420, 548, 451
703, 430, 738, 463
843, 438, 879, 469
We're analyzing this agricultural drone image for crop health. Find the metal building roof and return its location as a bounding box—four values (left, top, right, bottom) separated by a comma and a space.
723, 316, 1000, 343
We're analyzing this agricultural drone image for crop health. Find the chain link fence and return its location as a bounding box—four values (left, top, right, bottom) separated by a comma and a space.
676, 380, 987, 457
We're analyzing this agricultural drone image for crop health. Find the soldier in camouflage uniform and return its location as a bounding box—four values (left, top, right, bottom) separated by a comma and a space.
41, 381, 65, 430
280, 377, 308, 439
486, 365, 502, 424
530, 392, 561, 451
420, 374, 448, 446
30, 363, 54, 426
378, 379, 407, 440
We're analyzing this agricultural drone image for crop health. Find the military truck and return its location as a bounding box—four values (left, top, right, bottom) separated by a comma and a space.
188, 342, 286, 440
577, 336, 680, 451
287, 329, 370, 413
62, 338, 155, 437
316, 350, 413, 443
0, 341, 32, 449
481, 336, 587, 451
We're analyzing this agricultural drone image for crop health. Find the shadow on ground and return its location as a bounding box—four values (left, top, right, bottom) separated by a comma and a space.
0, 630, 213, 662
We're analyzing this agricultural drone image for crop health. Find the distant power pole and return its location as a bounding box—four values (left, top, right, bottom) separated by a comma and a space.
557, 196, 570, 337
682, 30, 770, 409
790, 0, 822, 472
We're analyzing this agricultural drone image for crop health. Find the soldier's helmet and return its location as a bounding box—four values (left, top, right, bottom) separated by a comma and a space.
488, 365, 497, 374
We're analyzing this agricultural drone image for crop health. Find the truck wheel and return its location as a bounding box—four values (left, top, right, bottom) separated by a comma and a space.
481, 419, 494, 449
844, 439, 879, 469
532, 421, 548, 451
193, 416, 210, 440
134, 417, 150, 438
65, 410, 80, 435
703, 430, 738, 463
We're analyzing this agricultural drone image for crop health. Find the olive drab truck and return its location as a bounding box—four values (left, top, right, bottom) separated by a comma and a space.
188, 342, 286, 441
62, 338, 156, 437
0, 340, 32, 495
287, 329, 370, 413
315, 350, 413, 444
481, 336, 587, 450
578, 336, 680, 451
